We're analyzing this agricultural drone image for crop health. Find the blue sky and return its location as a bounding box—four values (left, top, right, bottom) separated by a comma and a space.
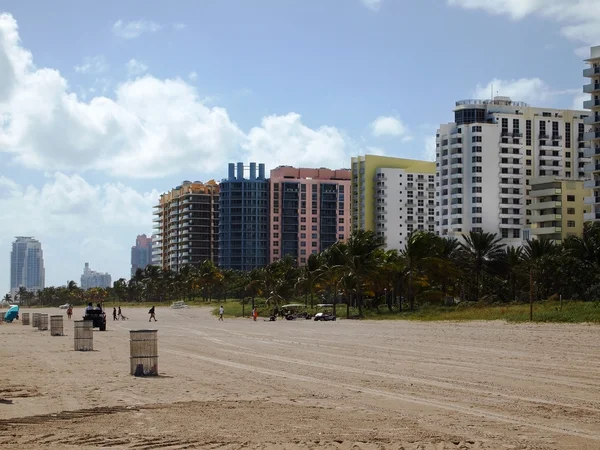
0, 0, 598, 292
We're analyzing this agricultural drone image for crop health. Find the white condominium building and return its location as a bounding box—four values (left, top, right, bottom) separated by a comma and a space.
436, 97, 590, 244
583, 45, 600, 220
374, 168, 436, 251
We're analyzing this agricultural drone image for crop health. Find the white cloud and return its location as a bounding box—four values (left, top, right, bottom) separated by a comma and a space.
188, 71, 198, 81
74, 56, 108, 74
0, 172, 159, 290
370, 116, 411, 141
472, 78, 553, 105
126, 58, 148, 76
244, 113, 354, 170
112, 19, 162, 39
0, 13, 363, 179
423, 136, 436, 162
472, 78, 587, 110
361, 0, 382, 11
173, 23, 186, 30
448, 0, 600, 49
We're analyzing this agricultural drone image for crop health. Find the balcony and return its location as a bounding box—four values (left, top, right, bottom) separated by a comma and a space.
584, 99, 600, 109
585, 196, 600, 205
530, 200, 561, 210
531, 213, 562, 222
584, 179, 600, 189
584, 130, 600, 141
585, 212, 600, 221
499, 212, 521, 219
584, 147, 600, 158
499, 161, 522, 170
584, 66, 600, 77
539, 152, 562, 161
499, 222, 522, 229
584, 115, 600, 126
539, 133, 550, 139
529, 188, 561, 197
532, 226, 562, 235
499, 191, 522, 198
583, 83, 600, 94
584, 163, 600, 173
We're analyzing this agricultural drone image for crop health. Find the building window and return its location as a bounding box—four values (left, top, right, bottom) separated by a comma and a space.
513, 230, 520, 239
472, 136, 482, 143
274, 224, 279, 230
567, 208, 575, 214
301, 217, 306, 223
273, 241, 279, 247
338, 234, 344, 239
312, 225, 318, 231
567, 195, 575, 201
301, 233, 306, 238
273, 233, 279, 238
339, 226, 344, 231
300, 225, 306, 231
312, 218, 317, 223
568, 220, 576, 227
312, 242, 317, 247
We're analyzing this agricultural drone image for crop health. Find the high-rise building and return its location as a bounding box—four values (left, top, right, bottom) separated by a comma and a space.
219, 162, 270, 271
529, 177, 590, 242
583, 45, 600, 221
269, 166, 351, 265
152, 180, 219, 271
10, 237, 45, 295
436, 97, 591, 244
80, 263, 112, 290
351, 155, 435, 249
131, 234, 152, 276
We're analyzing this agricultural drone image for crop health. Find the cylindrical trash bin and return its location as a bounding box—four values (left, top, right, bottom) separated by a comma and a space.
74, 320, 93, 351
50, 315, 63, 336
32, 313, 39, 328
22, 313, 30, 325
130, 330, 158, 376
38, 314, 48, 331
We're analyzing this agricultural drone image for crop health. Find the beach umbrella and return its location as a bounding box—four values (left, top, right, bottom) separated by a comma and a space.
4, 305, 19, 322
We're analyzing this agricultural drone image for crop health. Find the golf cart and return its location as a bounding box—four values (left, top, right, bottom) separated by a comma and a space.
281, 304, 312, 320
83, 305, 106, 331
314, 304, 336, 322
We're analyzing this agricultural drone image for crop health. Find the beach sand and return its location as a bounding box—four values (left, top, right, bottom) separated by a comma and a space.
1, 306, 599, 449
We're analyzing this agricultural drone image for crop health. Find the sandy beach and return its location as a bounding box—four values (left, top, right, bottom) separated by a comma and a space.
1, 306, 599, 449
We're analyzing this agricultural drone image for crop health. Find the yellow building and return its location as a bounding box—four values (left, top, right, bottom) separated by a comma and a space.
529, 177, 591, 242
351, 155, 436, 244
152, 180, 219, 271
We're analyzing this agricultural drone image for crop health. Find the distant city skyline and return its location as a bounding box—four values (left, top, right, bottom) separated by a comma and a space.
0, 1, 598, 292
131, 234, 152, 277
80, 262, 112, 290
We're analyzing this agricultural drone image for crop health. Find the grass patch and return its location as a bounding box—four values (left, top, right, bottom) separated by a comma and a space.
212, 300, 600, 323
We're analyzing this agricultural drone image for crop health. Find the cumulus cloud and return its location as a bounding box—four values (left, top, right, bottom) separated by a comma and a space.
472, 78, 587, 110
0, 172, 159, 289
448, 0, 600, 50
423, 136, 437, 162
0, 13, 362, 179
112, 19, 162, 39
74, 56, 108, 74
370, 116, 412, 141
361, 0, 382, 11
126, 58, 148, 76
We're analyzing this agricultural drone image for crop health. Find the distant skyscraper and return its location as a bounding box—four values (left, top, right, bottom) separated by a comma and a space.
131, 234, 152, 276
80, 263, 112, 290
219, 162, 270, 271
10, 237, 45, 295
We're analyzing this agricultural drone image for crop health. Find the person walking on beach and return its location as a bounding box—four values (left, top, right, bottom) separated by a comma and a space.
66, 305, 72, 320
112, 307, 117, 321
149, 306, 157, 322
252, 307, 258, 322
118, 306, 127, 320
218, 305, 224, 321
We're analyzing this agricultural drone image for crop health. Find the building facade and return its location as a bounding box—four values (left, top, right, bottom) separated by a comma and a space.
152, 180, 219, 271
583, 45, 600, 221
131, 234, 152, 276
219, 162, 269, 271
351, 155, 436, 249
80, 262, 112, 290
436, 97, 591, 244
269, 166, 351, 265
10, 236, 45, 295
529, 177, 590, 242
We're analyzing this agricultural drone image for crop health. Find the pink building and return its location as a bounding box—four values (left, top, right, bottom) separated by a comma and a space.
269, 166, 351, 265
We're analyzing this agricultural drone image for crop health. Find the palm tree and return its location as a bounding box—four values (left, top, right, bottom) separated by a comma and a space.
522, 239, 557, 321
342, 230, 385, 316
297, 254, 322, 309
501, 246, 524, 303
319, 242, 348, 317
400, 231, 441, 310
459, 231, 505, 302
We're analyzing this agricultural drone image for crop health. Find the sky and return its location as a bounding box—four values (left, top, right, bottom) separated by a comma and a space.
1, 0, 599, 292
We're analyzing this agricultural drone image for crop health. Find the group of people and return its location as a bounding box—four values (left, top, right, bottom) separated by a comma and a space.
112, 306, 128, 321
217, 306, 258, 321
